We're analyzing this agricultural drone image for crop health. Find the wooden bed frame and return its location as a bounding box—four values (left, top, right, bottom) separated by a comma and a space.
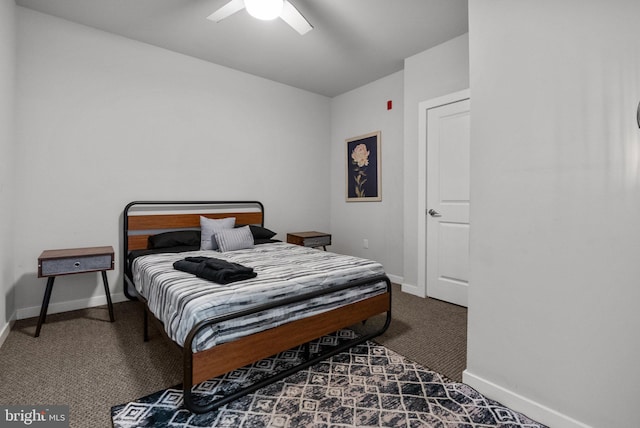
122, 201, 392, 414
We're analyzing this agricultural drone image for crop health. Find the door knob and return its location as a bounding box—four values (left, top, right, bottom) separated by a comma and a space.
428, 209, 442, 217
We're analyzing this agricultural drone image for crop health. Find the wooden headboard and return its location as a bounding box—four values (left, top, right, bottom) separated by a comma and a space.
122, 201, 264, 299
124, 201, 264, 252
125, 202, 264, 252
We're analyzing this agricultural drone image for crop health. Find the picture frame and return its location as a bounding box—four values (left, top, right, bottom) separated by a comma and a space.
346, 131, 381, 202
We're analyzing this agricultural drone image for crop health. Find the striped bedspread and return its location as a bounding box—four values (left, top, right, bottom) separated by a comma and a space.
132, 242, 387, 352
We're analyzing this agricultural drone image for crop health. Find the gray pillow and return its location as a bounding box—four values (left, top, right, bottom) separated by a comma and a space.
200, 216, 235, 250
215, 226, 254, 252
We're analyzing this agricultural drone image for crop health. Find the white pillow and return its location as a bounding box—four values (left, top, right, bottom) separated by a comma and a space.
200, 216, 235, 250
215, 226, 254, 252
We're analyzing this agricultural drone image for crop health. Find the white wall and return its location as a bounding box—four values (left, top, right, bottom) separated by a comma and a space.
330, 71, 404, 280
329, 34, 470, 285
14, 8, 331, 318
402, 34, 469, 292
466, 1, 640, 427
0, 0, 17, 344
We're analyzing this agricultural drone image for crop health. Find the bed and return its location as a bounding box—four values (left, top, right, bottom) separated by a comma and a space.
122, 201, 392, 413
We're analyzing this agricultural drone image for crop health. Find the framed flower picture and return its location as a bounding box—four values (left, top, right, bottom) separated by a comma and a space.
346, 131, 381, 202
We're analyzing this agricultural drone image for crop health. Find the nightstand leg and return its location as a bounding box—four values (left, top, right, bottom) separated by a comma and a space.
101, 271, 115, 322
35, 276, 55, 338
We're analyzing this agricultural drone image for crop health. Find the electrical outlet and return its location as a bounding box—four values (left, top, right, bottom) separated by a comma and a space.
363, 239, 369, 249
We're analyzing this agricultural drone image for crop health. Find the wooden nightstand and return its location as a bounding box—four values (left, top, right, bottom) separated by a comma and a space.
287, 231, 332, 251
35, 246, 115, 337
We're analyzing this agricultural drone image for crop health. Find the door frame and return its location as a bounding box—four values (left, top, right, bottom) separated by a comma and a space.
415, 89, 470, 298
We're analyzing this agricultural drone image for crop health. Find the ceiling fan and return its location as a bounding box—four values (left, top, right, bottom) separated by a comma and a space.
207, 0, 313, 35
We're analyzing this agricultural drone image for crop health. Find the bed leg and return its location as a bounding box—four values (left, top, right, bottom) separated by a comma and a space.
143, 308, 149, 342
303, 342, 310, 360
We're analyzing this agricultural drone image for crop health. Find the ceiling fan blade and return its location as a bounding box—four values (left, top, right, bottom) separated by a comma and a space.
280, 1, 313, 35
206, 0, 245, 23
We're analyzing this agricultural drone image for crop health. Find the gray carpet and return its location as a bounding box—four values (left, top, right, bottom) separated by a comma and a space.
352, 284, 467, 382
0, 284, 466, 427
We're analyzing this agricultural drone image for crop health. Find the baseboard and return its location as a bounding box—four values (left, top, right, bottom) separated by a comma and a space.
0, 313, 16, 349
387, 274, 403, 285
462, 370, 591, 428
16, 292, 128, 320
400, 282, 425, 297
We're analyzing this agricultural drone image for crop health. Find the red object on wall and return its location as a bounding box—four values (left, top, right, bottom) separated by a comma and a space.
387, 100, 393, 110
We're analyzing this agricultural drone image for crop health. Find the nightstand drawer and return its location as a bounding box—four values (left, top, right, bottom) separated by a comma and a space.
38, 246, 115, 278
40, 254, 113, 276
303, 235, 331, 247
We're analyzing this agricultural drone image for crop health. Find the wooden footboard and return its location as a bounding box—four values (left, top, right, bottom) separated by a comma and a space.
190, 291, 391, 384
183, 276, 392, 413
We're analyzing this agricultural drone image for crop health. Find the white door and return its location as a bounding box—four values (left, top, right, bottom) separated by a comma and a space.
426, 99, 470, 307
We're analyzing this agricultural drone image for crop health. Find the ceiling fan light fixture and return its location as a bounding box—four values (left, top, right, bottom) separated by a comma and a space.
245, 0, 284, 20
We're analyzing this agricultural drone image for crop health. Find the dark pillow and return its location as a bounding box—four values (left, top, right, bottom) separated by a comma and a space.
254, 238, 282, 245
148, 230, 201, 249
236, 224, 277, 240
128, 245, 200, 268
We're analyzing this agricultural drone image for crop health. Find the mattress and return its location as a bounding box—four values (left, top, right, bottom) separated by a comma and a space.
131, 242, 387, 352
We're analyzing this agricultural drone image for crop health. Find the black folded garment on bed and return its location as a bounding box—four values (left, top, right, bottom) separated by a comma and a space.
173, 256, 257, 284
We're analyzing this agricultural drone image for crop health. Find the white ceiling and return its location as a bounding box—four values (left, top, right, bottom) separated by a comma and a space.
15, 0, 469, 97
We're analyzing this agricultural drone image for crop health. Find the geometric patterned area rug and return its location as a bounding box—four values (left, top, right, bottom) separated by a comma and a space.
111, 330, 547, 428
